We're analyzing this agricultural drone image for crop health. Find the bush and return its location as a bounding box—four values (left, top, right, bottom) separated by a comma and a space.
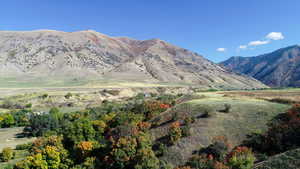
103, 89, 120, 96
227, 147, 255, 169
200, 106, 215, 118
41, 93, 48, 99
0, 113, 15, 128
182, 125, 191, 137
168, 121, 182, 144
65, 92, 73, 99
25, 103, 32, 108
1, 147, 14, 162
200, 136, 231, 161
154, 143, 168, 157
16, 143, 32, 150
184, 116, 195, 126
187, 154, 215, 169
223, 104, 231, 113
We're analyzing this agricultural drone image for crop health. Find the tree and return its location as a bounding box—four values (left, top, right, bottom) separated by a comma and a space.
11, 109, 31, 126
76, 141, 94, 161
63, 118, 96, 147
15, 136, 72, 169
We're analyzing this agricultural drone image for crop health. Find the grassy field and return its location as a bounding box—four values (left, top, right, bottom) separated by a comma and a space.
221, 89, 300, 103
0, 128, 34, 168
0, 128, 35, 151
0, 75, 191, 89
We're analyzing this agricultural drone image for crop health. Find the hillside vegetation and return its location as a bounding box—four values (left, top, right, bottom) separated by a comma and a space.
1, 88, 299, 169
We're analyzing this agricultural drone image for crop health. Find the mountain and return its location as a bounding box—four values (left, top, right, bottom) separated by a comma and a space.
0, 30, 266, 89
221, 45, 300, 87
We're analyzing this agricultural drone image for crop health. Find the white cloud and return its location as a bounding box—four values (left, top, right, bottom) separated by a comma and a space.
239, 45, 247, 49
248, 40, 269, 46
266, 32, 284, 40
216, 48, 226, 52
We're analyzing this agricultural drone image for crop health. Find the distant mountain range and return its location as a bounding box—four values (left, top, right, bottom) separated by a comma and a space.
221, 45, 300, 87
0, 30, 266, 89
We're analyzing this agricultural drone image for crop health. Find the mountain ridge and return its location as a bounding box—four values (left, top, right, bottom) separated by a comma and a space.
220, 45, 300, 87
0, 30, 266, 89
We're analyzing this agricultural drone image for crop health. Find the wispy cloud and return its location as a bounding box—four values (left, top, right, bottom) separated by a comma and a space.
216, 48, 226, 52
248, 40, 269, 46
239, 45, 247, 49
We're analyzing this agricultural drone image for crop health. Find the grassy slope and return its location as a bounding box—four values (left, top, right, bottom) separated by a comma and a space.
254, 148, 300, 169
151, 92, 290, 166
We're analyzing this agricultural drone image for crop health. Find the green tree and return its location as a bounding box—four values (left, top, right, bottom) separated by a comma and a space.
63, 118, 96, 147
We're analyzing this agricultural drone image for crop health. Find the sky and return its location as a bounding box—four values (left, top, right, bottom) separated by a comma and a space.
0, 0, 299, 62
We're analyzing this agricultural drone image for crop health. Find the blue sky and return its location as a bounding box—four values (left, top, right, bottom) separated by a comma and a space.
0, 0, 299, 62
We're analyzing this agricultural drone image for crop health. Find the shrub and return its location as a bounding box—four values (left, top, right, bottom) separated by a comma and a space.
65, 92, 73, 99
201, 107, 214, 118
172, 112, 180, 122
168, 121, 182, 144
156, 94, 178, 105
137, 122, 151, 131
154, 143, 168, 157
104, 89, 120, 96
16, 143, 32, 150
223, 104, 231, 113
184, 116, 195, 126
1, 147, 14, 162
227, 147, 255, 169
200, 136, 231, 161
41, 93, 48, 99
187, 154, 215, 169
25, 103, 32, 108
0, 113, 15, 128
182, 125, 191, 137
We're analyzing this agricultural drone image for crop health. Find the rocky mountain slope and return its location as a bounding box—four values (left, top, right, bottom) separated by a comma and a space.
0, 30, 266, 89
220, 45, 300, 87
